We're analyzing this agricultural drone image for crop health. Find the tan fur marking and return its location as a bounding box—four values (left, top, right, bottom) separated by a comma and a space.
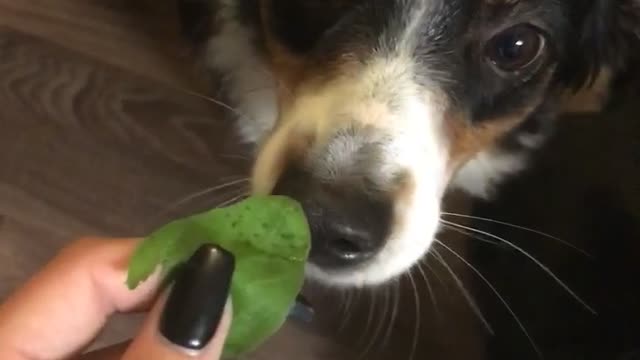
390, 171, 416, 234
259, 1, 370, 90
561, 68, 613, 114
251, 120, 314, 194
259, 0, 308, 89
446, 111, 523, 171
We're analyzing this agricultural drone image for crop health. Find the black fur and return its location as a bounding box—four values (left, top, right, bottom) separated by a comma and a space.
178, 0, 639, 98
555, 0, 640, 90
177, 0, 213, 44
260, 0, 640, 127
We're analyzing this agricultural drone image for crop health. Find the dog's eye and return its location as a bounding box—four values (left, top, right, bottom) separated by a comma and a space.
485, 24, 545, 73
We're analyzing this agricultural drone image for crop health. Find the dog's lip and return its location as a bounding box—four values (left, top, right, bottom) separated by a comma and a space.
288, 294, 315, 323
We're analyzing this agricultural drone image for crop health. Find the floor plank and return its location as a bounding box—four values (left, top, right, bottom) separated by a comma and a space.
0, 0, 200, 89
0, 25, 245, 347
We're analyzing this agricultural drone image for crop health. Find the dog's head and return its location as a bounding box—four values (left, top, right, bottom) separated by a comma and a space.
237, 0, 639, 287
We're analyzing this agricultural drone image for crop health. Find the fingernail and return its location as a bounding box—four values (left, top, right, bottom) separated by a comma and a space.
159, 244, 235, 350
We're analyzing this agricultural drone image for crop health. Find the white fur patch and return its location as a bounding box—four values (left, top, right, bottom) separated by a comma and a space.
205, 0, 278, 144
452, 150, 527, 199
518, 132, 547, 148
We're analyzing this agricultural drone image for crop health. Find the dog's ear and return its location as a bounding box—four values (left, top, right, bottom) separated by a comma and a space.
557, 0, 640, 90
609, 0, 640, 62
265, 0, 362, 53
618, 0, 640, 41
177, 0, 214, 45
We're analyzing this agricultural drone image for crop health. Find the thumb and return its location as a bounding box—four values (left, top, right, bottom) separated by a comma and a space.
123, 244, 234, 360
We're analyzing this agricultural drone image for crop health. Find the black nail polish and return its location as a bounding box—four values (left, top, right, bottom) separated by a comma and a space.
159, 244, 235, 350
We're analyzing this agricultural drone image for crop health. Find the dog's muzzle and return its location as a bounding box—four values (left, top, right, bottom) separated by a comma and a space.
273, 166, 393, 270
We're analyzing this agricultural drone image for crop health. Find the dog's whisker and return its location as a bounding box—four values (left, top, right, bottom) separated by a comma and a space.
218, 153, 252, 163
380, 279, 400, 352
336, 289, 350, 315
219, 69, 283, 97
407, 270, 421, 360
141, 177, 249, 231
159, 177, 249, 213
196, 187, 249, 213
376, 286, 393, 355
441, 212, 593, 258
441, 222, 502, 246
441, 220, 597, 315
213, 190, 250, 209
423, 254, 447, 288
358, 290, 377, 359
337, 290, 356, 333
382, 285, 392, 345
357, 288, 388, 359
169, 84, 258, 124
355, 288, 379, 360
433, 240, 543, 359
339, 289, 363, 335
430, 247, 494, 335
361, 285, 391, 359
416, 261, 441, 324
194, 188, 250, 219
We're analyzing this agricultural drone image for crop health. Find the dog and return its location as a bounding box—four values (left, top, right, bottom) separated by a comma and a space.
177, 0, 639, 288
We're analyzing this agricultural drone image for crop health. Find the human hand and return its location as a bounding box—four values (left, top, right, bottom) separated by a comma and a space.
0, 237, 235, 360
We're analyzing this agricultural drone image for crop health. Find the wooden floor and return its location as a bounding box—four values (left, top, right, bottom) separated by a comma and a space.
0, 1, 347, 358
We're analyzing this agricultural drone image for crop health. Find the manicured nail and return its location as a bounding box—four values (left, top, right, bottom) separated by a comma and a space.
159, 244, 235, 350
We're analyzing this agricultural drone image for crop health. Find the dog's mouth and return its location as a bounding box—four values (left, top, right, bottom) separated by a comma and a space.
289, 294, 315, 324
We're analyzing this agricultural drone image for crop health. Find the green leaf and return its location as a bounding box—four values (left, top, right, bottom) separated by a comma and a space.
126, 195, 311, 358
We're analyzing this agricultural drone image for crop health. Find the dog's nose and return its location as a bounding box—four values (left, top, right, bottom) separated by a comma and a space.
272, 167, 392, 268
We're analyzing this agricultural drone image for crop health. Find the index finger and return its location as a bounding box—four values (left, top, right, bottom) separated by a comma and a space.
0, 237, 162, 360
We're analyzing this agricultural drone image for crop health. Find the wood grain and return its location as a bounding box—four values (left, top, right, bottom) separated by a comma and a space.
0, 0, 199, 89
0, 25, 241, 347
0, 12, 345, 358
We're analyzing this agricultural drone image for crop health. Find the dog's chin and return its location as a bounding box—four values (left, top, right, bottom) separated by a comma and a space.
304, 262, 404, 288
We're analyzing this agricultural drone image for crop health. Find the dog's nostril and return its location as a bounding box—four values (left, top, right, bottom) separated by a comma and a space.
312, 211, 388, 268
330, 238, 362, 258
272, 165, 393, 268
327, 233, 373, 261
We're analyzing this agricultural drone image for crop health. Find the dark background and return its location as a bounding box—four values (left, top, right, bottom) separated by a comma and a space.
472, 72, 640, 360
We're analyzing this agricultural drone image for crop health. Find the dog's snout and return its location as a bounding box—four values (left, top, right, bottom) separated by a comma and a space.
309, 194, 388, 267
272, 167, 393, 269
